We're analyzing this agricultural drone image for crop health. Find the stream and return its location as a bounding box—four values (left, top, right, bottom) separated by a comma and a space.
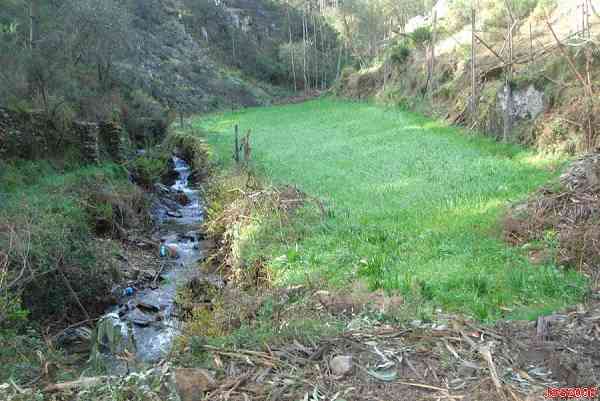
92, 155, 210, 372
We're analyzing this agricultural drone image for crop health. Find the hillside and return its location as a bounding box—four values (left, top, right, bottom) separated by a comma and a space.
338, 1, 600, 154
0, 0, 338, 123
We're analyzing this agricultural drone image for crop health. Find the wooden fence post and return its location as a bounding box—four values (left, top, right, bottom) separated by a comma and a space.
243, 129, 251, 164
234, 124, 240, 164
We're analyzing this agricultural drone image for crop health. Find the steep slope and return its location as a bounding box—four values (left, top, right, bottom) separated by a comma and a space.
115, 0, 284, 113
337, 1, 600, 154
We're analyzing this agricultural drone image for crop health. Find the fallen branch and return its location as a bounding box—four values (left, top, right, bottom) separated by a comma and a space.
152, 261, 166, 287
545, 17, 587, 89
44, 376, 111, 393
49, 317, 100, 341
473, 33, 504, 63
57, 258, 90, 321
478, 344, 506, 401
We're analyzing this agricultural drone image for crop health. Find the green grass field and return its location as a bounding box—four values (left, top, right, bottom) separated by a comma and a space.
194, 98, 586, 321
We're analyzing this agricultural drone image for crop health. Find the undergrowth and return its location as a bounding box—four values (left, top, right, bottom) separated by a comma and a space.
0, 159, 148, 384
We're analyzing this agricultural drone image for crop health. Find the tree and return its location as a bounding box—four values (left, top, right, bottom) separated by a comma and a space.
61, 0, 133, 91
29, 0, 39, 48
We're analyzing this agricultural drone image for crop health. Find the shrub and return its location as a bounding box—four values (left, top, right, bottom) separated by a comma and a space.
532, 0, 558, 19
129, 151, 171, 188
165, 130, 211, 181
122, 90, 171, 145
0, 165, 137, 326
410, 26, 432, 49
390, 43, 411, 65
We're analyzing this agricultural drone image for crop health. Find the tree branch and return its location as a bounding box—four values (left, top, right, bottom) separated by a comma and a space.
473, 33, 504, 63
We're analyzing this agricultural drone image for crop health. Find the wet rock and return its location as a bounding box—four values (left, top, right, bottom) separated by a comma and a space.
161, 158, 179, 186
154, 183, 172, 195
57, 326, 92, 346
161, 198, 181, 211
94, 313, 135, 355
137, 294, 162, 312
174, 368, 216, 401
137, 301, 160, 313
330, 355, 353, 376
126, 308, 157, 326
141, 269, 157, 281
118, 305, 129, 317
182, 230, 202, 242
130, 268, 157, 281
167, 210, 183, 218
174, 191, 191, 206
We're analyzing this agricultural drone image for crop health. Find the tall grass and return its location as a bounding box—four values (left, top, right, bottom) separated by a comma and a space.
193, 98, 586, 321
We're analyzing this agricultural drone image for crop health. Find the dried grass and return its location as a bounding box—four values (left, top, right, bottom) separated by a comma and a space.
203, 171, 308, 287
504, 152, 600, 276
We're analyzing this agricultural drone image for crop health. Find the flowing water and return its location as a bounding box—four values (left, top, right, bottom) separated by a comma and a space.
93, 156, 208, 371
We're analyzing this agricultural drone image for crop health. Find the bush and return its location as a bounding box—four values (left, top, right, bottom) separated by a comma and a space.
0, 165, 136, 325
166, 130, 211, 181
390, 43, 411, 65
122, 90, 171, 145
410, 26, 432, 49
129, 151, 171, 188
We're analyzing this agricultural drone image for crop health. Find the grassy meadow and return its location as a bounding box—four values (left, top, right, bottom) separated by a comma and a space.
193, 98, 586, 321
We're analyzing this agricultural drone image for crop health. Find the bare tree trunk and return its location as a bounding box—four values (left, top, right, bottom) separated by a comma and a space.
29, 0, 39, 49
587, 0, 592, 38
231, 31, 236, 61
302, 7, 309, 91
336, 42, 343, 80
546, 16, 595, 149
503, 14, 514, 143
429, 10, 437, 93
287, 2, 297, 92
529, 22, 533, 62
319, 16, 326, 89
470, 7, 477, 115
312, 13, 318, 90
585, 0, 591, 38
57, 262, 90, 321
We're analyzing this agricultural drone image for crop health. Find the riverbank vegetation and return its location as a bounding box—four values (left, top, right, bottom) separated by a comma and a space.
0, 128, 209, 386
0, 161, 137, 382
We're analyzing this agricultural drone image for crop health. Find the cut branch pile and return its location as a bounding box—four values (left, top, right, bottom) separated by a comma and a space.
504, 152, 600, 277
193, 302, 599, 401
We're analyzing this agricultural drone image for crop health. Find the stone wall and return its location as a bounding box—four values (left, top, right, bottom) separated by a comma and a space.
99, 121, 125, 163
0, 107, 57, 160
480, 84, 546, 141
0, 107, 126, 164
73, 122, 100, 165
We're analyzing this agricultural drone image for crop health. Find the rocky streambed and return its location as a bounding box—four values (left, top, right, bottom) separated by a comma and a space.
90, 155, 219, 372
